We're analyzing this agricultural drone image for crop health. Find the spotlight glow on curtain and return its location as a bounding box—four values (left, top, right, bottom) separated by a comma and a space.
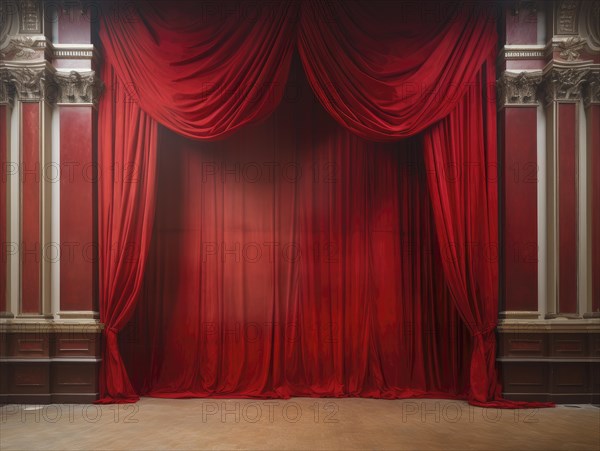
96, 0, 552, 408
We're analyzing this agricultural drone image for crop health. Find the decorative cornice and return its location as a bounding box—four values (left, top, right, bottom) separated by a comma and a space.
503, 46, 546, 60
499, 38, 600, 68
0, 40, 98, 64
53, 70, 103, 106
0, 35, 47, 61
583, 71, 600, 106
542, 67, 590, 105
497, 71, 543, 108
51, 43, 97, 61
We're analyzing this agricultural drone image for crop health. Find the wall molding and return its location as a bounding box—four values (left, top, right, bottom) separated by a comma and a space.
499, 311, 541, 320
498, 319, 600, 333
0, 320, 104, 333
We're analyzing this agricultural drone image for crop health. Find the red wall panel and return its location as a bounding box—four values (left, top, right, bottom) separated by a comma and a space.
57, 11, 91, 44
557, 103, 578, 315
505, 8, 537, 45
21, 103, 41, 314
60, 107, 95, 312
0, 106, 7, 313
502, 108, 538, 312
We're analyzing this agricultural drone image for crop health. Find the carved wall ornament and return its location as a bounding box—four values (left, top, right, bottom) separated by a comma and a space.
497, 71, 542, 107
53, 70, 104, 106
18, 0, 41, 34
558, 37, 586, 61
9, 67, 48, 101
542, 68, 590, 104
556, 0, 579, 34
583, 71, 600, 106
0, 35, 45, 60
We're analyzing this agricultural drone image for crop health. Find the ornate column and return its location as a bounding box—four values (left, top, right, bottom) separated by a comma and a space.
498, 71, 543, 320
0, 68, 12, 317
52, 0, 103, 321
10, 66, 54, 318
54, 69, 101, 320
542, 67, 589, 318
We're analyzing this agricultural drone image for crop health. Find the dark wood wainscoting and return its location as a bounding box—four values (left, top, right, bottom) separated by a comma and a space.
0, 323, 102, 404
2, 321, 598, 404
498, 322, 600, 403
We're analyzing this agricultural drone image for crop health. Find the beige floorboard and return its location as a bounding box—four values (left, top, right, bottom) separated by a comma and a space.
1, 398, 599, 450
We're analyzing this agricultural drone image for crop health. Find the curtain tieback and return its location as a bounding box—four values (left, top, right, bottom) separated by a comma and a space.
473, 325, 496, 338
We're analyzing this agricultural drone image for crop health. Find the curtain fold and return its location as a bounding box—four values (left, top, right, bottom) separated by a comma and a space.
99, 0, 299, 140
297, 0, 497, 141
97, 65, 158, 403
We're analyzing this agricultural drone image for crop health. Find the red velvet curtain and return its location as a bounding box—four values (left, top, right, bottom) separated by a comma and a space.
121, 72, 471, 398
97, 0, 551, 406
97, 66, 158, 403
422, 54, 523, 407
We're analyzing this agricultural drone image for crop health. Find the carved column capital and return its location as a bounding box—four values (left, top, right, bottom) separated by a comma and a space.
53, 70, 104, 107
497, 71, 543, 108
583, 71, 600, 107
8, 66, 50, 102
541, 67, 590, 106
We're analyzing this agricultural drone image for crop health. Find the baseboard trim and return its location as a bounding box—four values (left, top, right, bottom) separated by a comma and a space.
0, 394, 52, 404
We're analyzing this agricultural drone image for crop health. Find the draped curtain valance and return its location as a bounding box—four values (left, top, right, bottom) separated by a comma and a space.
99, 0, 497, 141
97, 0, 551, 408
